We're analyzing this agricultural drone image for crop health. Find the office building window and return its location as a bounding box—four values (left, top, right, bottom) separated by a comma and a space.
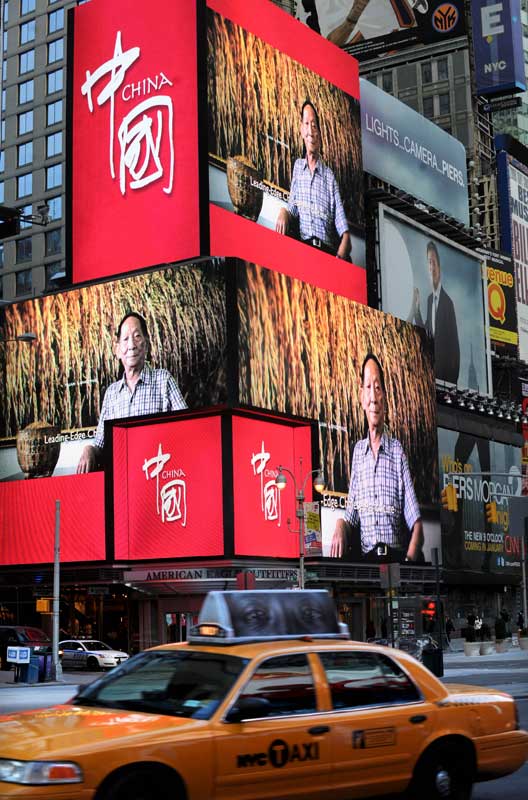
48, 8, 64, 33
2, 59, 6, 80
46, 131, 62, 157
48, 38, 64, 64
3, 2, 8, 23
21, 0, 36, 15
16, 236, 32, 262
47, 99, 62, 125
18, 78, 34, 104
19, 49, 35, 74
47, 67, 63, 94
15, 268, 32, 296
1, 120, 5, 142
421, 62, 432, 84
45, 260, 66, 290
1, 88, 4, 112
18, 140, 33, 166
47, 195, 62, 220
17, 172, 32, 198
18, 109, 33, 134
382, 72, 393, 93
0, 243, 3, 268
398, 64, 416, 89
45, 228, 61, 255
423, 96, 434, 118
46, 163, 62, 189
19, 203, 32, 229
439, 92, 450, 115
0, 151, 4, 172
20, 19, 35, 44
0, 180, 4, 202
437, 58, 448, 81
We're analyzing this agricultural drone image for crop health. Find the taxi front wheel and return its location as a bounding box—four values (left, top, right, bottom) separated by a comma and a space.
408, 742, 474, 800
97, 765, 184, 800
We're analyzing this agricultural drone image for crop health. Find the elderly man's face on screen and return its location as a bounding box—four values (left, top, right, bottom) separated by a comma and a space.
360, 358, 385, 433
301, 104, 320, 158
117, 316, 148, 372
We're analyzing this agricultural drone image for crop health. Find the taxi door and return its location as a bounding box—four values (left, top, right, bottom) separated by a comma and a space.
315, 649, 436, 798
212, 653, 334, 800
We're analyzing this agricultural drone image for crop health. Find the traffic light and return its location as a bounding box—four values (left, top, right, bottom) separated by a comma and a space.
0, 205, 21, 240
485, 501, 498, 524
441, 483, 458, 512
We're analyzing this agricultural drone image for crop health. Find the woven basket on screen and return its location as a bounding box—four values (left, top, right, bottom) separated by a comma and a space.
226, 156, 264, 221
16, 421, 61, 479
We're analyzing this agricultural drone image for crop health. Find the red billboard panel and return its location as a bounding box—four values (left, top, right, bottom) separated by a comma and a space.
207, 0, 366, 302
113, 416, 224, 559
0, 473, 105, 565
71, 0, 202, 282
232, 415, 313, 557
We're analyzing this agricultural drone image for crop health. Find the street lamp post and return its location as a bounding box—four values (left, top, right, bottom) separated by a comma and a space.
275, 459, 325, 589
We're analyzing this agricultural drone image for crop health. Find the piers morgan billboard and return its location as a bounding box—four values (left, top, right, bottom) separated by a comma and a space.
361, 79, 469, 226
70, 0, 205, 283
295, 0, 466, 62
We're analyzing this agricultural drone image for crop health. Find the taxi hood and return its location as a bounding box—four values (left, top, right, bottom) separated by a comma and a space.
0, 703, 204, 761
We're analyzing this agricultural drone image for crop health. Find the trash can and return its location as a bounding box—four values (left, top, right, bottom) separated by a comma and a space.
27, 656, 40, 684
422, 645, 444, 677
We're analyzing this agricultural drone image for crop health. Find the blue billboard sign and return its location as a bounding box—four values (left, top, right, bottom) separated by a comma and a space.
360, 79, 469, 226
472, 0, 526, 96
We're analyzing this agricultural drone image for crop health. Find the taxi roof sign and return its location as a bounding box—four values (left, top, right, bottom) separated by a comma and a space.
189, 589, 350, 645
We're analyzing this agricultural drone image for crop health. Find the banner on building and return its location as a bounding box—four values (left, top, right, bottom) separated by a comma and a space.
236, 259, 439, 565
477, 246, 518, 355
70, 0, 204, 283
497, 149, 528, 361
471, 0, 526, 97
361, 79, 469, 226
379, 205, 492, 394
295, 0, 466, 62
438, 427, 522, 575
0, 261, 227, 481
207, 0, 366, 302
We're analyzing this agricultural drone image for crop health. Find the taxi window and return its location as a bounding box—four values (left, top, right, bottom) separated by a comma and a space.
236, 653, 317, 717
317, 651, 421, 710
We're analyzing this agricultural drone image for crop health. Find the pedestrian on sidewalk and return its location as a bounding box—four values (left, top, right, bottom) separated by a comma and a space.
445, 615, 455, 648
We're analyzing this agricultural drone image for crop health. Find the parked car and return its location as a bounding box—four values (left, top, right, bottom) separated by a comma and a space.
0, 625, 54, 670
59, 639, 129, 671
1, 590, 527, 800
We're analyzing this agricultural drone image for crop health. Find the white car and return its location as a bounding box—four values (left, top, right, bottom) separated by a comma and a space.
59, 639, 129, 671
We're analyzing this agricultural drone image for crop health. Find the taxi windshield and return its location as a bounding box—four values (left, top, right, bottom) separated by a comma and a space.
72, 650, 249, 719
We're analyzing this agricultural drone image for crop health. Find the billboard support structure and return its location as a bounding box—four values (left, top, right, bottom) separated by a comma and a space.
52, 499, 63, 682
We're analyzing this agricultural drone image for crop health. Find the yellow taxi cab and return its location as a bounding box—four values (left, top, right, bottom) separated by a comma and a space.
0, 590, 527, 800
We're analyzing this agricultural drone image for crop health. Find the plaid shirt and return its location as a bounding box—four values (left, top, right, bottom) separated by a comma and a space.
287, 157, 349, 247
94, 366, 186, 449
344, 433, 421, 553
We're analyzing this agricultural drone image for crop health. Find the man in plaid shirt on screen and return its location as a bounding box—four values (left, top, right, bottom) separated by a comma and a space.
77, 311, 186, 473
275, 100, 351, 260
330, 353, 424, 562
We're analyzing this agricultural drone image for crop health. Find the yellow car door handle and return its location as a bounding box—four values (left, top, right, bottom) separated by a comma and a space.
409, 715, 428, 724
308, 725, 331, 735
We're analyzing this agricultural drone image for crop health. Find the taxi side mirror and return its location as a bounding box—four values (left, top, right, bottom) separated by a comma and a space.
225, 696, 272, 723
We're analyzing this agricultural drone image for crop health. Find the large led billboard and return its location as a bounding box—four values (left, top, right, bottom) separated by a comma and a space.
0, 262, 227, 481
361, 79, 469, 226
379, 205, 492, 393
236, 260, 439, 564
295, 0, 466, 62
111, 408, 315, 561
70, 0, 204, 283
207, 0, 366, 302
438, 427, 522, 577
496, 149, 528, 362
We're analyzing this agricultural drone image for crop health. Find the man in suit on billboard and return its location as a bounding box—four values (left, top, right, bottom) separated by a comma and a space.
330, 353, 424, 562
410, 240, 460, 385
